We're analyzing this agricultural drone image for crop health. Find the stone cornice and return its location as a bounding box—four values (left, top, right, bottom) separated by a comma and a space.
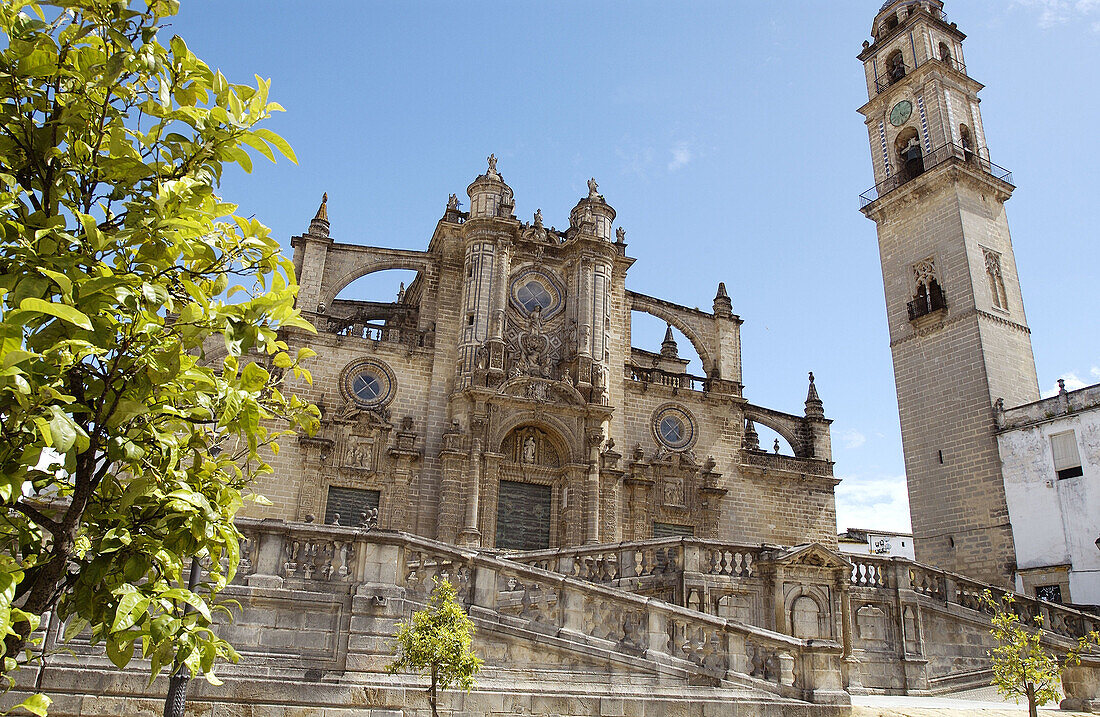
890, 306, 1030, 349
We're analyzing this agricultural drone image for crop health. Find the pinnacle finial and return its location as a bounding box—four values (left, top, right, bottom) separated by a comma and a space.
743, 418, 760, 451
660, 324, 678, 358
713, 281, 733, 318
308, 192, 330, 237
805, 371, 825, 419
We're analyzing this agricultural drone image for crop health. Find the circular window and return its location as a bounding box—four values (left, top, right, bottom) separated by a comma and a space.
652, 404, 696, 451
509, 268, 565, 319
340, 358, 396, 408
516, 280, 552, 313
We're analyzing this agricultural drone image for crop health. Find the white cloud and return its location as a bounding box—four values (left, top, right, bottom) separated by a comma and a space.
616, 143, 655, 179
668, 142, 692, 172
1091, 365, 1100, 379
839, 429, 866, 450
1012, 0, 1100, 27
1042, 372, 1087, 397
835, 473, 911, 534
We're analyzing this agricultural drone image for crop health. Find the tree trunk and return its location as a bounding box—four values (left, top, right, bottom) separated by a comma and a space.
430, 664, 438, 717
1026, 681, 1037, 717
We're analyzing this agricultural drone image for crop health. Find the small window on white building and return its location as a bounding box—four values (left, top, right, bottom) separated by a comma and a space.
1035, 584, 1062, 604
1051, 431, 1083, 480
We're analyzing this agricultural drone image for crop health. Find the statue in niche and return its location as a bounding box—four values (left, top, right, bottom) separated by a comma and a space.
522, 436, 537, 464
590, 363, 604, 388
474, 344, 489, 371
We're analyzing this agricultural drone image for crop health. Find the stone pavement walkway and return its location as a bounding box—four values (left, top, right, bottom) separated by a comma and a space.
852, 685, 1090, 717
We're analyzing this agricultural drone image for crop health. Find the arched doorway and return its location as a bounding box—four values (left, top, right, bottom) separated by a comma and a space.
494, 426, 564, 550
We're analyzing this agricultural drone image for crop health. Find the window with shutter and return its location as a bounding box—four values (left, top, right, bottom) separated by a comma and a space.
1051, 431, 1083, 480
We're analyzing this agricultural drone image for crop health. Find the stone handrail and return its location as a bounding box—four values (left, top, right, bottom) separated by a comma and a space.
740, 451, 834, 478
234, 519, 847, 704
505, 537, 766, 584
848, 554, 1100, 642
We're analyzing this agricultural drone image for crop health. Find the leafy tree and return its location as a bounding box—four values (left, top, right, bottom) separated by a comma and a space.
0, 0, 319, 709
984, 590, 1100, 717
388, 579, 482, 717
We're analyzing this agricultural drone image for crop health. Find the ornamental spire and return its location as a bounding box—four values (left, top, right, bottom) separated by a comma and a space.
805, 371, 825, 419
309, 192, 330, 238
660, 324, 678, 359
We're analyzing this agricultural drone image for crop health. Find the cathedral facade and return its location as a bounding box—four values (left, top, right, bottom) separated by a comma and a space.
256, 159, 839, 552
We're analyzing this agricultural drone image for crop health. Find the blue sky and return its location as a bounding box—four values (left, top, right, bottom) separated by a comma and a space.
169, 1, 1100, 534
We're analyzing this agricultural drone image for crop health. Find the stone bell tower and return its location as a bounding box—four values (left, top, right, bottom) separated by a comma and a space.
857, 0, 1039, 587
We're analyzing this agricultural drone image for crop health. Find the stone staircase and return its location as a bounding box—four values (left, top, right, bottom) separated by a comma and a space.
19, 522, 1100, 715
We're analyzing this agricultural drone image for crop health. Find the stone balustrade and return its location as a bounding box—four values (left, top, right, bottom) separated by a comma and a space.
740, 450, 834, 477
231, 519, 848, 705
846, 554, 1100, 642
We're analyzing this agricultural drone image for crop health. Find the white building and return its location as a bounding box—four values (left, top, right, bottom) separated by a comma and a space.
837, 527, 916, 560
997, 381, 1100, 606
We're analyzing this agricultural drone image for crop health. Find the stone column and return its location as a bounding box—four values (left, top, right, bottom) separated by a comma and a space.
839, 580, 864, 692
460, 439, 483, 546
489, 241, 511, 339
585, 427, 603, 544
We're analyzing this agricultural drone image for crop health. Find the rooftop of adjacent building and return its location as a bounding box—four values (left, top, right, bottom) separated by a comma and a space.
839, 527, 914, 541
996, 380, 1100, 432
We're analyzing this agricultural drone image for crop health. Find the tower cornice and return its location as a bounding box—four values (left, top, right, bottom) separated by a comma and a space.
859, 5, 964, 62
857, 59, 984, 117
860, 159, 1014, 222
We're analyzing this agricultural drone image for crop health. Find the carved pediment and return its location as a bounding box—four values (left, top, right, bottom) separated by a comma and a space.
334, 398, 391, 427
766, 543, 852, 571
498, 376, 586, 406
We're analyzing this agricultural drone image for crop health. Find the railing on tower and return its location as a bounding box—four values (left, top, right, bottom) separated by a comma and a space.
906, 282, 947, 321
859, 142, 1014, 208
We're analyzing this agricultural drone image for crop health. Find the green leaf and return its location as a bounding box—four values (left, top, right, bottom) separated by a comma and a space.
37, 268, 73, 301
18, 298, 93, 330
14, 694, 51, 717
112, 592, 150, 632
254, 128, 297, 164
107, 637, 136, 669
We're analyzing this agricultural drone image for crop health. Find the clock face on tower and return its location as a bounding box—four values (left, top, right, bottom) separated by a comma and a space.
890, 100, 913, 127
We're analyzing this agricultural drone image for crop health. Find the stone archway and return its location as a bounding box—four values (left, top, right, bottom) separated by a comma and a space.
493, 425, 568, 551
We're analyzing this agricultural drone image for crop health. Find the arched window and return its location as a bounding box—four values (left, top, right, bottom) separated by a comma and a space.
909, 257, 946, 320
886, 50, 906, 83
895, 128, 923, 182
938, 42, 952, 64
959, 124, 974, 161
983, 248, 1009, 311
